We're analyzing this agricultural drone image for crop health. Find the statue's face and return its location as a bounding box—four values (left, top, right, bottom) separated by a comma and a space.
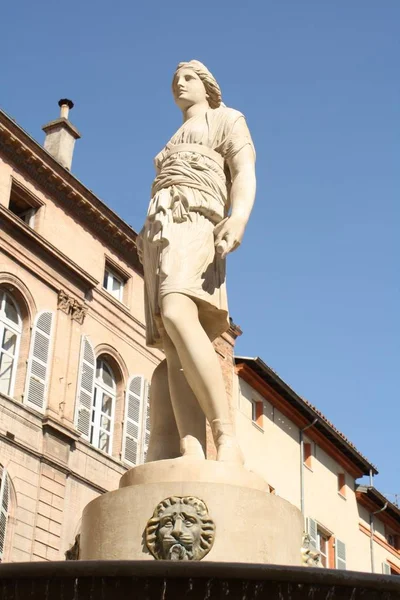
157, 501, 202, 560
173, 68, 207, 110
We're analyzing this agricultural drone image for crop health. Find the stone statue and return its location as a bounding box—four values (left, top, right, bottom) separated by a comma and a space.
80, 62, 304, 567
145, 496, 215, 561
138, 60, 256, 464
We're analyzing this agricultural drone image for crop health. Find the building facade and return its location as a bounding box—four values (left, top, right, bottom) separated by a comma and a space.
234, 357, 400, 574
0, 103, 398, 573
0, 103, 162, 562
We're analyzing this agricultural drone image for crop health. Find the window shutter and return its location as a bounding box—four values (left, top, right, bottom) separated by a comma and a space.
122, 375, 145, 466
24, 311, 54, 411
382, 562, 391, 575
75, 336, 96, 439
335, 539, 346, 570
140, 382, 151, 463
0, 467, 10, 560
307, 517, 318, 549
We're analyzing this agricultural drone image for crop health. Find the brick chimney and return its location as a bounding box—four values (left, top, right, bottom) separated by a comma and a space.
42, 99, 81, 170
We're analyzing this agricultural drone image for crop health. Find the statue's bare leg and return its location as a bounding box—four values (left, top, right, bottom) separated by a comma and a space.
162, 333, 207, 459
160, 292, 243, 463
146, 342, 207, 462
145, 360, 181, 462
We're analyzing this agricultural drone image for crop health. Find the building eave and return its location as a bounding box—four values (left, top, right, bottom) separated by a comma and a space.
0, 108, 142, 272
357, 490, 400, 538
235, 356, 378, 478
356, 486, 400, 530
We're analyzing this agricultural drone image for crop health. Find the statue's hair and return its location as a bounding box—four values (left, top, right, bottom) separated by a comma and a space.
172, 60, 222, 109
145, 496, 215, 560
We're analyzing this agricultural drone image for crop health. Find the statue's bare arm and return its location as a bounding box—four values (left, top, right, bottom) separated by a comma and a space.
214, 127, 256, 258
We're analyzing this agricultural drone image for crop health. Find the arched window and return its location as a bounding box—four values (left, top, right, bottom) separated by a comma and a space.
0, 291, 22, 397
90, 358, 116, 454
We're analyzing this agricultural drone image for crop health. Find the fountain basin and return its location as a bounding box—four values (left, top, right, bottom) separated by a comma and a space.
0, 560, 399, 599
81, 460, 303, 565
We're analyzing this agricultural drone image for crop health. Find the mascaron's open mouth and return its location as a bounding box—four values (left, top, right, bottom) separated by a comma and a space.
167, 543, 193, 561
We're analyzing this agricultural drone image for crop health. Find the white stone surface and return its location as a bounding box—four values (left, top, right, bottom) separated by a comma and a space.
119, 458, 268, 491
81, 474, 303, 564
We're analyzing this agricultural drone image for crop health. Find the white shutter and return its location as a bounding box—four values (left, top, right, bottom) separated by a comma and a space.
140, 382, 151, 463
24, 311, 54, 411
122, 375, 145, 466
75, 336, 96, 439
307, 517, 318, 549
0, 467, 10, 560
335, 538, 346, 570
382, 562, 391, 575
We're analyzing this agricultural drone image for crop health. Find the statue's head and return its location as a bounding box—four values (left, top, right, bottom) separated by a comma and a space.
172, 60, 222, 110
145, 496, 215, 561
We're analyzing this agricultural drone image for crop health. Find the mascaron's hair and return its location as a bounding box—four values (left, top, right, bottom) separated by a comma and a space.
173, 60, 222, 109
145, 496, 215, 560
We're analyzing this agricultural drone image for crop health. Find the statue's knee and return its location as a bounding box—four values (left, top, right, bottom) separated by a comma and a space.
160, 303, 182, 334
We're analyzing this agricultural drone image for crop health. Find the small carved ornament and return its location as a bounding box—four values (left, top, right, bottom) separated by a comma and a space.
301, 533, 321, 567
145, 496, 215, 561
57, 290, 73, 315
65, 534, 80, 560
57, 290, 88, 324
70, 300, 88, 325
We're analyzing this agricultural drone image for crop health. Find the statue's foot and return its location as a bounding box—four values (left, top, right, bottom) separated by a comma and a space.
211, 419, 244, 465
179, 435, 206, 460
216, 438, 244, 464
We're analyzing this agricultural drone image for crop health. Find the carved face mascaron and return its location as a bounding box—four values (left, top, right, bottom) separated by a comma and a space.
145, 496, 215, 561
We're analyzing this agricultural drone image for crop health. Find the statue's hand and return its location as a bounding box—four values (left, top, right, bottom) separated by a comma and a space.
214, 215, 246, 259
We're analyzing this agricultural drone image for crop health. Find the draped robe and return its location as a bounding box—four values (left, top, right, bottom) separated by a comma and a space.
139, 106, 254, 348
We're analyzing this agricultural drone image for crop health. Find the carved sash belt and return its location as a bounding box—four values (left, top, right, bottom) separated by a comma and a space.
162, 143, 224, 169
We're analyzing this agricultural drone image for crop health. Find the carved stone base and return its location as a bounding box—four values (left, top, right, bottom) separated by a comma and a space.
80, 459, 303, 565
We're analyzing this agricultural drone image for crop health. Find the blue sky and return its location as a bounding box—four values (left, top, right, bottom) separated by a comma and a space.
2, 1, 399, 495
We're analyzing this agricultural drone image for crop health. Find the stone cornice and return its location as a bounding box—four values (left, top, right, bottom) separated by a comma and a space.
42, 415, 81, 443
0, 204, 99, 291
0, 109, 142, 272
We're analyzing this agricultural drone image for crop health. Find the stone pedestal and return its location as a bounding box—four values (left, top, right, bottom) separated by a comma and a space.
80, 459, 303, 565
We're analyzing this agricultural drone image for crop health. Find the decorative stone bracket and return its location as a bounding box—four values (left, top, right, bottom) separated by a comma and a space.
301, 532, 321, 567
58, 290, 88, 324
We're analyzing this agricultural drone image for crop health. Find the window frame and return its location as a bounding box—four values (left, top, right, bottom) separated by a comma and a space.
251, 399, 258, 422
250, 398, 263, 428
8, 179, 43, 229
308, 517, 335, 569
103, 267, 125, 303
303, 441, 313, 469
90, 358, 116, 455
0, 291, 22, 398
317, 530, 329, 568
386, 531, 399, 551
338, 472, 346, 498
